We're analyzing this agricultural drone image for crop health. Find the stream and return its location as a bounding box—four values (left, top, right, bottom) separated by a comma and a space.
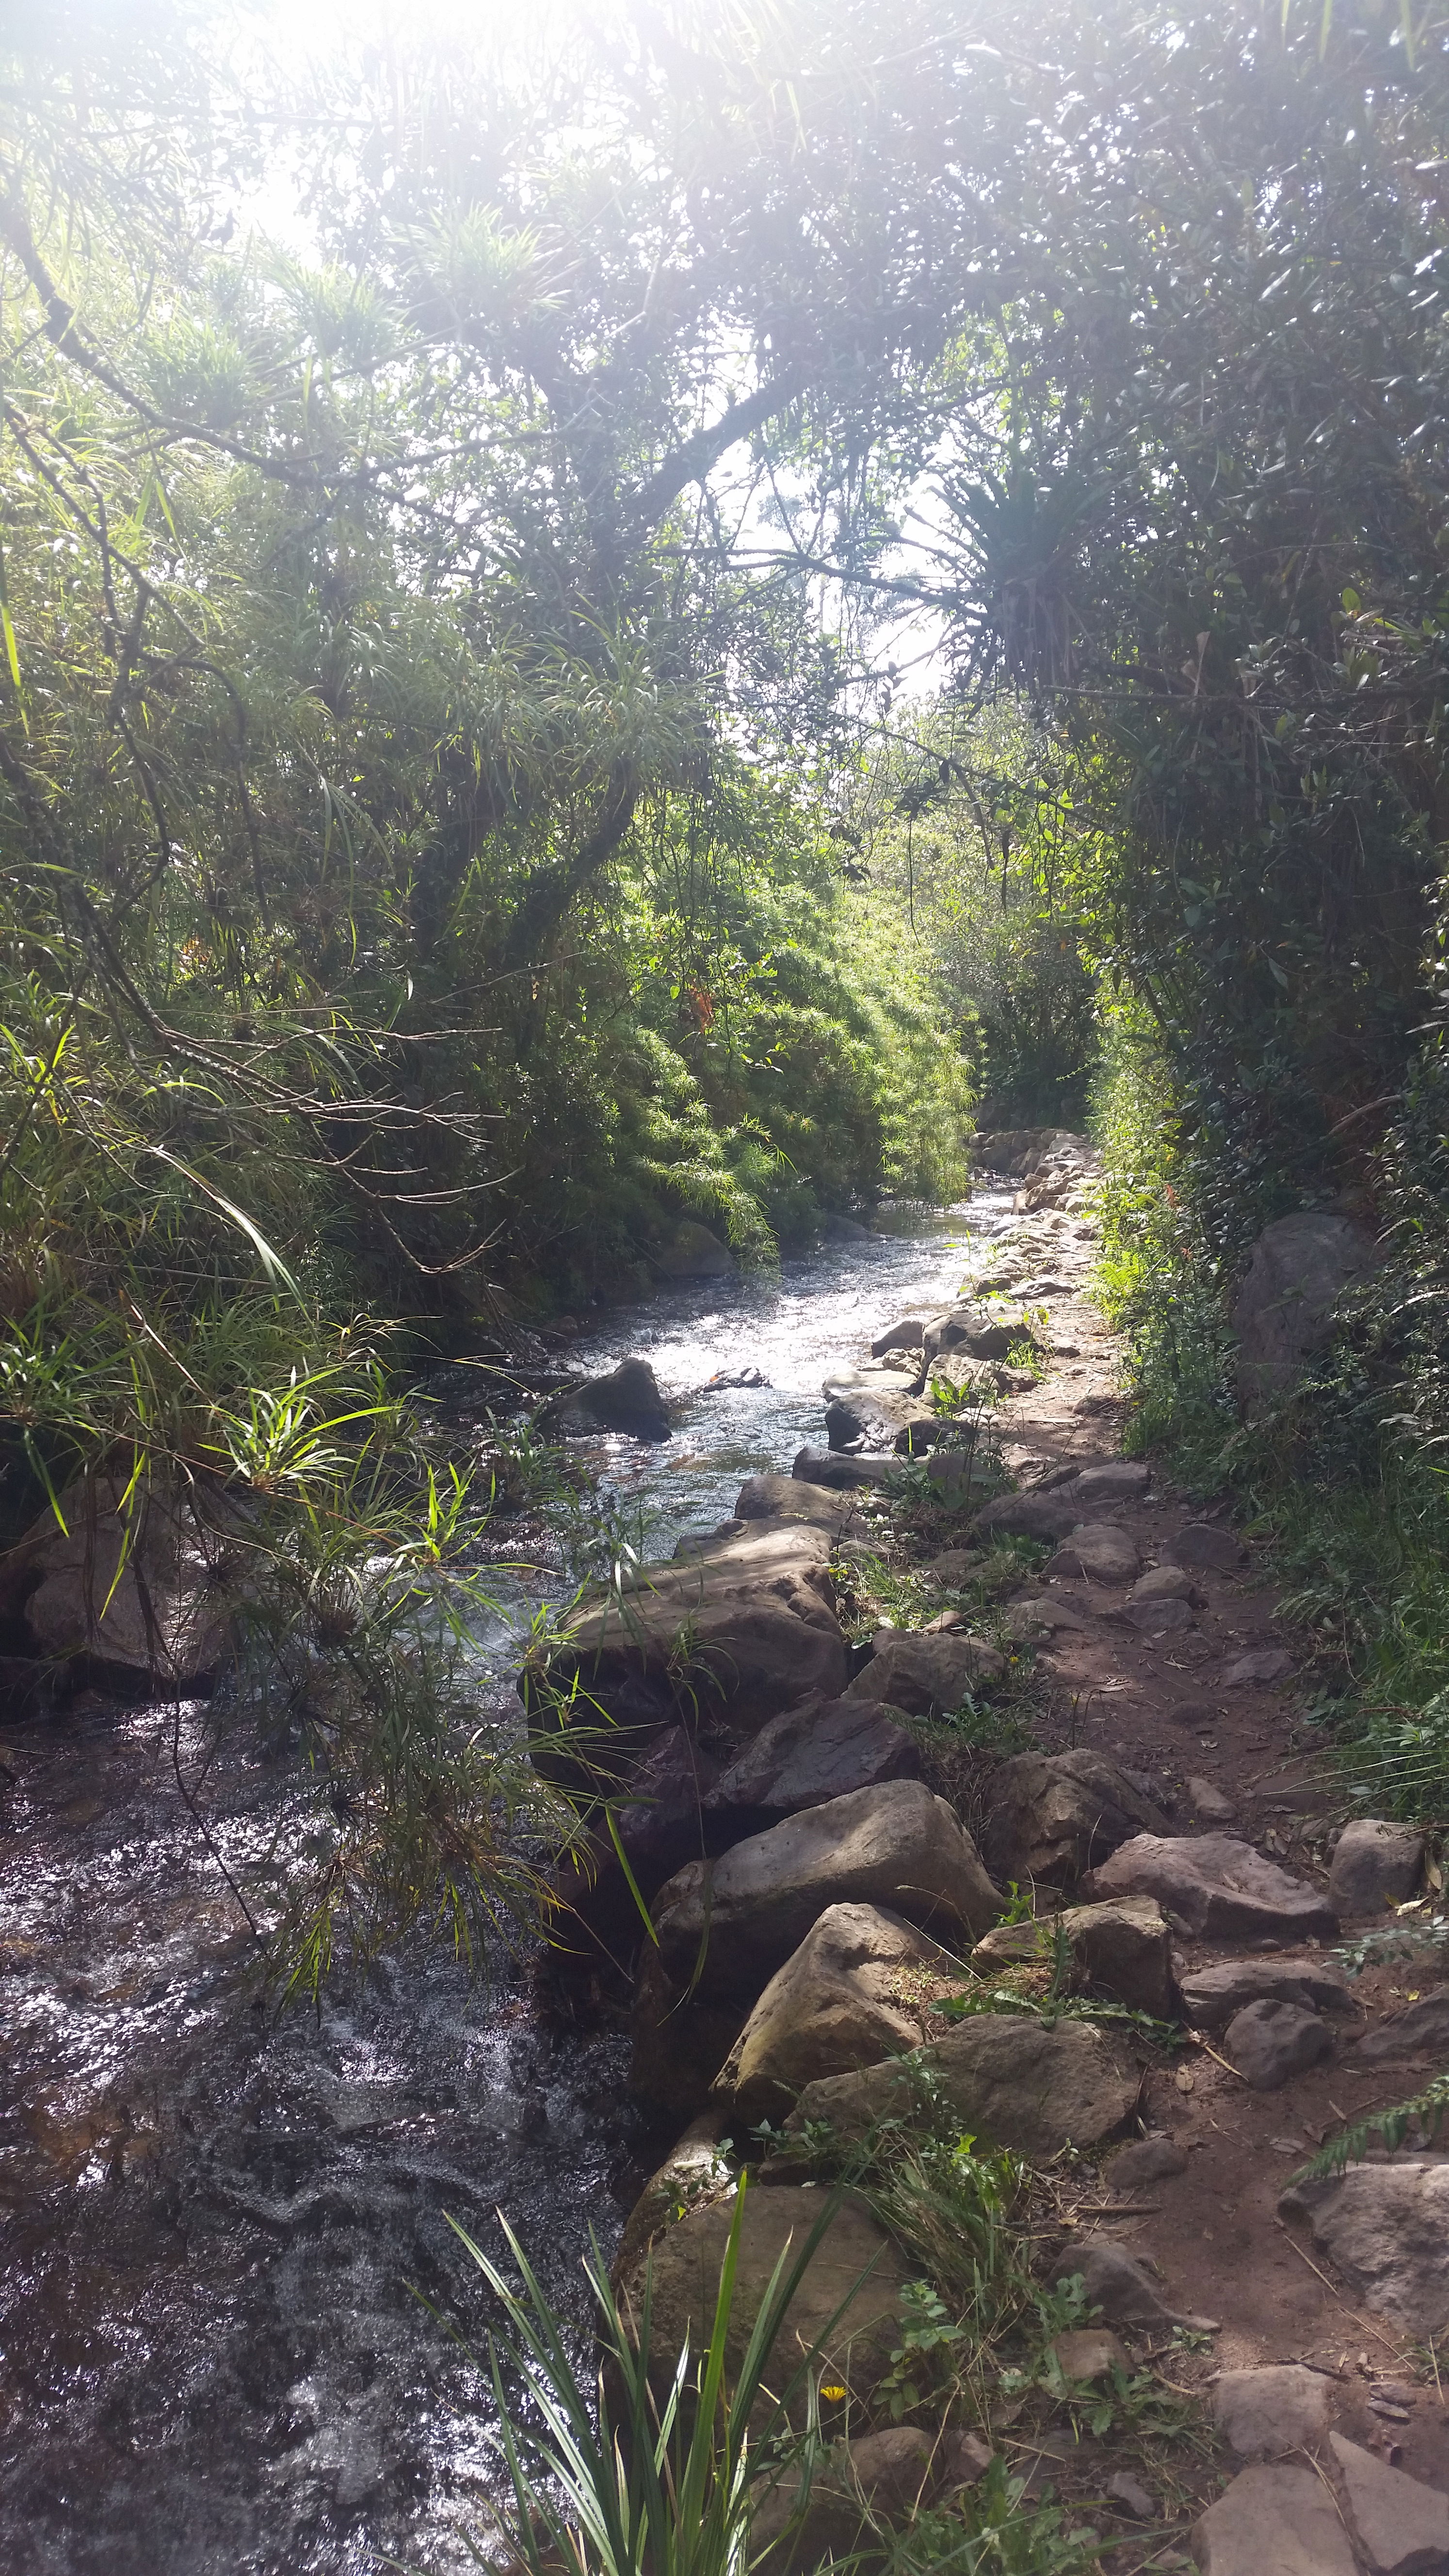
0, 1190, 1014, 2576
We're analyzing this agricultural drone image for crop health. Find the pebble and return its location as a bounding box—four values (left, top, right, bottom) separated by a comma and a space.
1222, 1647, 1297, 1687
1106, 2135, 1189, 2190
1185, 1774, 1237, 1824
1106, 2469, 1157, 2520
1051, 2328, 1127, 2381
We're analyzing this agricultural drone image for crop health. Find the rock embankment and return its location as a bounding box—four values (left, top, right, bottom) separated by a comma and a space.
527, 1190, 1449, 2572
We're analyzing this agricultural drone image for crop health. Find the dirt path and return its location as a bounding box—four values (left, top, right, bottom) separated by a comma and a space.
958, 1195, 1449, 2509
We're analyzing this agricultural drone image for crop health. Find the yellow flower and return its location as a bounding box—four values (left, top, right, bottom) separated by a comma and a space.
821, 2385, 848, 2402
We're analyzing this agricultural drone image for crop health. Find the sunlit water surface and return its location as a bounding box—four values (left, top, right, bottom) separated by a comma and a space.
0, 1191, 1013, 2576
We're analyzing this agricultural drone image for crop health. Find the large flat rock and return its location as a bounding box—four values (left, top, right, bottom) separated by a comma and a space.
1178, 1953, 1352, 2030
781, 2012, 1138, 2161
528, 1520, 849, 1755
1090, 1833, 1337, 1942
1329, 2430, 1449, 2575
1193, 2461, 1358, 2575
1281, 2161, 1449, 2339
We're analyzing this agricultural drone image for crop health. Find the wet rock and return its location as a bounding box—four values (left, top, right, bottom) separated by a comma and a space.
1052, 2329, 1127, 2380
14, 1476, 243, 1686
1105, 2135, 1188, 2190
983, 1750, 1170, 1889
1164, 1520, 1248, 1573
547, 1727, 720, 1969
1281, 2161, 1449, 2338
1184, 1776, 1237, 1825
712, 1902, 964, 2125
823, 1370, 942, 1453
870, 1320, 929, 1358
1090, 1834, 1338, 1943
614, 2185, 911, 2415
1234, 1211, 1381, 1414
629, 1946, 748, 2117
648, 1779, 1001, 2005
971, 1893, 1176, 2019
733, 1474, 861, 1535
1194, 2462, 1358, 2576
1328, 2429, 1449, 2575
1045, 1522, 1143, 1585
783, 2013, 1138, 2161
706, 1695, 921, 1823
614, 2113, 733, 2278
820, 1213, 872, 1242
705, 1364, 769, 1388
1226, 1997, 1334, 2090
575, 1356, 672, 1438
1178, 1953, 1352, 2030
843, 1628, 1006, 1714
792, 1447, 898, 1489
1328, 1819, 1425, 1916
1222, 1646, 1298, 1688
531, 1521, 849, 1761
1211, 2365, 1332, 2458
656, 1221, 735, 1279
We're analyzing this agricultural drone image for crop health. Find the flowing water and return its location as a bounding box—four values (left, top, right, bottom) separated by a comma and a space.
0, 1191, 1014, 2576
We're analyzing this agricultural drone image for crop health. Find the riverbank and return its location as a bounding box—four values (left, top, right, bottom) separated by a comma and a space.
537, 1175, 1449, 2575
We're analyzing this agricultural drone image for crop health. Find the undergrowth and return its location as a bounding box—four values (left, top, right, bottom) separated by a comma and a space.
1092, 998, 1449, 1823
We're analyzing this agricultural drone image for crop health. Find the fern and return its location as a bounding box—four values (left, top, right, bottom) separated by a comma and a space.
1291, 2068, 1449, 2183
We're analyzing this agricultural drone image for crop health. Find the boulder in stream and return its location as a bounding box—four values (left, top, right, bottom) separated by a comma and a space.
572, 1355, 672, 1438
526, 1520, 849, 1769
7, 1475, 244, 1690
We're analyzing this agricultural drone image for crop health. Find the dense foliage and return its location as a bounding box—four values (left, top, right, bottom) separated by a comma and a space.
15, 0, 1449, 1928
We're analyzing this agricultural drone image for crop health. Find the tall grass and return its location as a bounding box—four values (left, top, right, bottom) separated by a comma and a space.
1091, 996, 1449, 1820
450, 2182, 845, 2576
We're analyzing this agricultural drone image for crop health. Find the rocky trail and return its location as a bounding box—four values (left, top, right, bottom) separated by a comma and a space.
542, 1140, 1449, 2576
